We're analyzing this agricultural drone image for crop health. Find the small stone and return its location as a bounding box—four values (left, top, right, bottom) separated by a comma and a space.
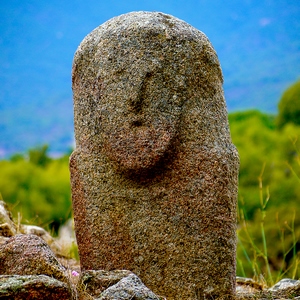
267, 279, 300, 299
96, 273, 161, 300
236, 277, 263, 295
79, 270, 132, 298
269, 278, 300, 291
0, 275, 71, 300
235, 277, 300, 299
0, 223, 15, 237
0, 200, 17, 236
0, 234, 68, 284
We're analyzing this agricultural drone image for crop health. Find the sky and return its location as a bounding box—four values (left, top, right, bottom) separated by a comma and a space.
0, 0, 300, 156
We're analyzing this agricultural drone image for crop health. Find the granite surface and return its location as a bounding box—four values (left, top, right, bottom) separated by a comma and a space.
70, 11, 239, 299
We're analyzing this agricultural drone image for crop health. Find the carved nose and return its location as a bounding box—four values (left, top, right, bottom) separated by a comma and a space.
129, 91, 143, 113
128, 72, 152, 113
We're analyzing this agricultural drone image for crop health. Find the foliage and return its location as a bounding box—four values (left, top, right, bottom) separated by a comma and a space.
0, 148, 71, 232
28, 145, 51, 167
229, 110, 300, 284
229, 110, 300, 219
237, 168, 300, 286
277, 80, 300, 128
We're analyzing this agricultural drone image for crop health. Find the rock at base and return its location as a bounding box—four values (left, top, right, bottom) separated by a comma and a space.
79, 270, 132, 298
79, 270, 162, 299
0, 234, 68, 284
236, 277, 300, 299
96, 273, 162, 300
0, 275, 71, 300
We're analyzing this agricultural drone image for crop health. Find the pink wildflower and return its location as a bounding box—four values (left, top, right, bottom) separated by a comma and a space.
72, 270, 79, 276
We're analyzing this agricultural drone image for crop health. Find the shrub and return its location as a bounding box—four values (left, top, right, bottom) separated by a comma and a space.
277, 80, 300, 128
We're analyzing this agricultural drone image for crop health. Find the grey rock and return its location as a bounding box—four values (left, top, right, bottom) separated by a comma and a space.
235, 277, 300, 299
79, 270, 132, 298
236, 277, 263, 294
0, 275, 71, 300
96, 273, 162, 300
269, 278, 300, 291
266, 278, 300, 299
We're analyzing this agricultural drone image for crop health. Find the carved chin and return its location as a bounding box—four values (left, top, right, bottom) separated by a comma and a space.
103, 126, 175, 172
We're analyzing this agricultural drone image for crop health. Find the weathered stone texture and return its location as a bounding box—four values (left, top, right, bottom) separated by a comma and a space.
79, 270, 132, 298
71, 11, 239, 299
0, 234, 68, 284
0, 275, 72, 300
79, 270, 160, 299
97, 273, 160, 300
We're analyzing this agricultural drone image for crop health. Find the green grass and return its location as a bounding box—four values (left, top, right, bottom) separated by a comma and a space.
237, 163, 300, 286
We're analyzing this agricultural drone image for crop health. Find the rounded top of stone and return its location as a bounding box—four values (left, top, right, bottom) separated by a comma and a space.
81, 11, 208, 45
73, 11, 218, 66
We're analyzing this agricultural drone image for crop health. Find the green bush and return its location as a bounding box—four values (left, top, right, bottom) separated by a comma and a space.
0, 148, 71, 232
277, 80, 300, 128
229, 110, 300, 283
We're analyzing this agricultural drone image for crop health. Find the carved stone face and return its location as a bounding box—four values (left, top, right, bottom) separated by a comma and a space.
71, 13, 239, 299
97, 53, 184, 172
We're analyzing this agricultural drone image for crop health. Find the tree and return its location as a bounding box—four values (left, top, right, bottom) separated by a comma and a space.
277, 80, 300, 128
28, 145, 51, 167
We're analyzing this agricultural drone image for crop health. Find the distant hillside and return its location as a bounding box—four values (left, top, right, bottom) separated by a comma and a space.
0, 0, 299, 157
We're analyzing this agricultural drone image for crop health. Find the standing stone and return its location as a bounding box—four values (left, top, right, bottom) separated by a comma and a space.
70, 11, 239, 300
